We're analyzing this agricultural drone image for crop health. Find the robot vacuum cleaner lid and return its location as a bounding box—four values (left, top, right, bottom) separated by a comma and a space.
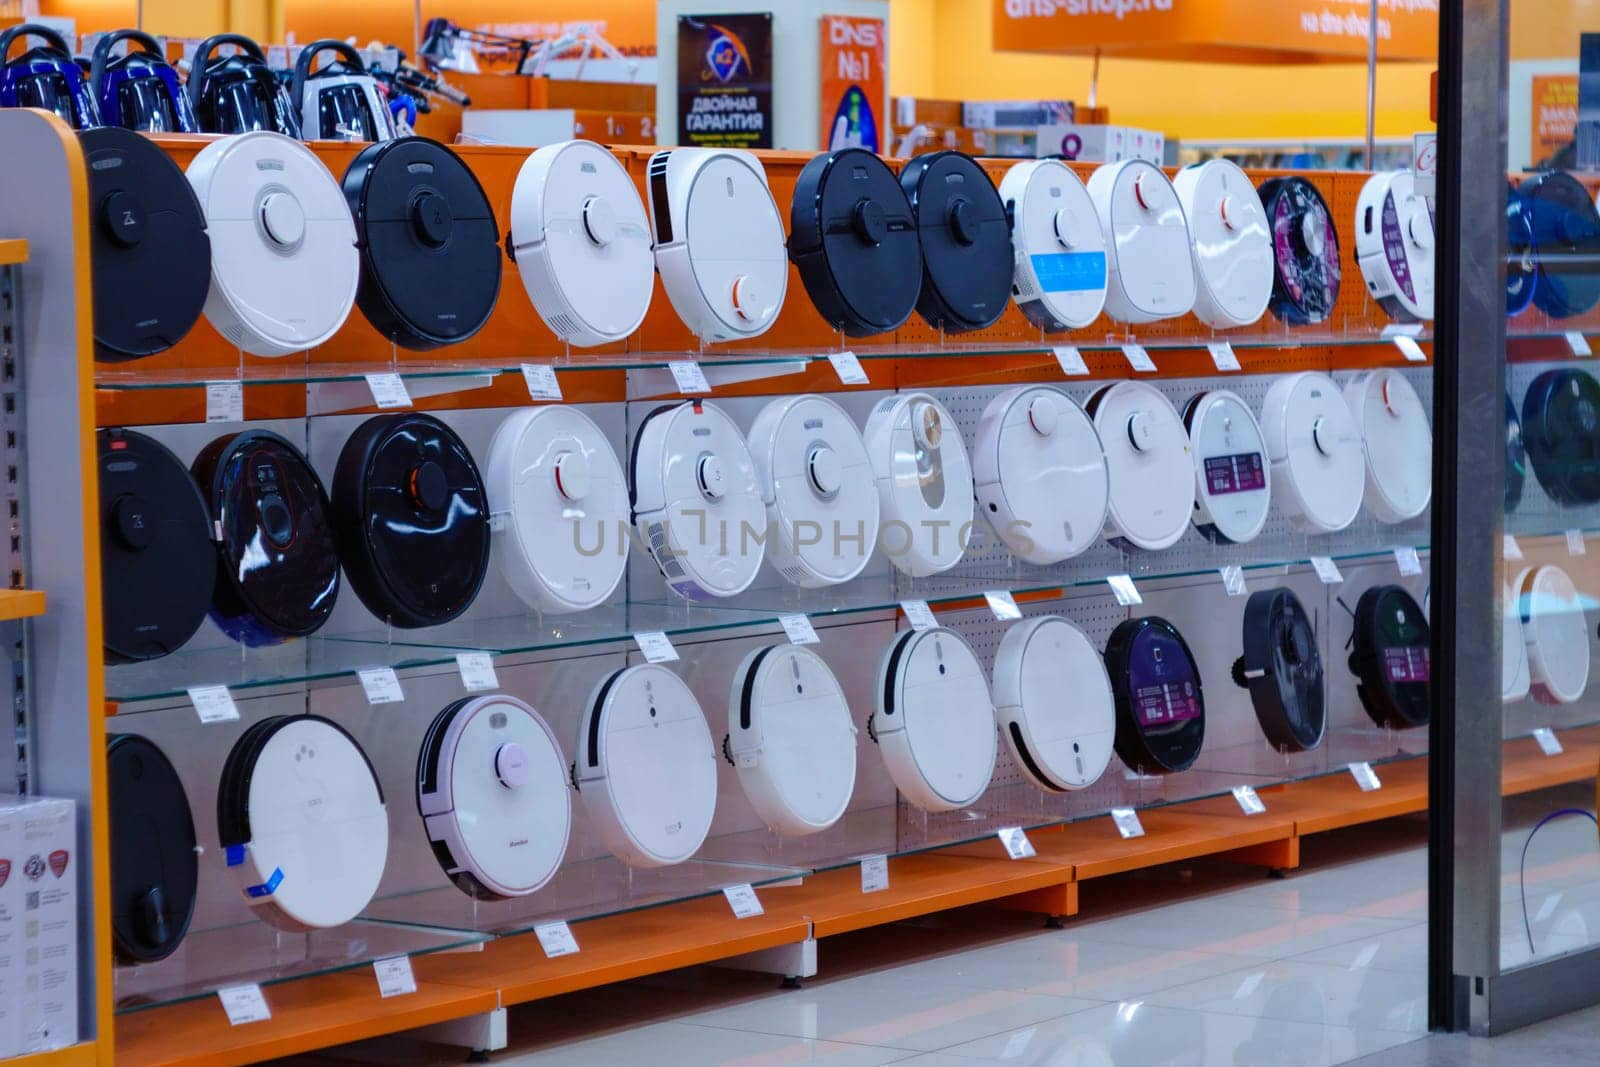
186, 130, 358, 356
1086, 160, 1198, 324
788, 147, 922, 336
630, 400, 766, 600
973, 386, 1109, 564
1522, 368, 1600, 506
1503, 580, 1531, 703
1519, 171, 1600, 319
1086, 381, 1194, 552
1505, 392, 1527, 513
342, 137, 500, 350
509, 139, 655, 347
992, 615, 1116, 792
873, 627, 997, 812
1515, 564, 1591, 706
863, 392, 974, 577
997, 158, 1108, 331
1106, 615, 1206, 775
1260, 372, 1365, 534
1171, 159, 1273, 329
726, 644, 857, 835
1349, 584, 1431, 729
1259, 176, 1342, 325
108, 733, 197, 963
575, 663, 717, 867
1356, 170, 1435, 323
217, 714, 388, 930
192, 430, 340, 645
486, 405, 629, 614
1344, 370, 1432, 523
98, 428, 215, 663
332, 412, 489, 628
1183, 389, 1271, 545
900, 150, 1013, 333
418, 693, 571, 899
1507, 182, 1537, 317
83, 127, 211, 361
1234, 588, 1325, 753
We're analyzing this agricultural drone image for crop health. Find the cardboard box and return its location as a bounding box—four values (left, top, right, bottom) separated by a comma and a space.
0, 796, 77, 1056
1036, 124, 1164, 164
962, 99, 1073, 129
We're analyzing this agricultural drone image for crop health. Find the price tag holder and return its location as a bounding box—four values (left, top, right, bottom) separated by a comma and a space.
1232, 785, 1267, 816
1110, 807, 1145, 839
455, 652, 498, 692
779, 613, 820, 645
1219, 565, 1247, 598
668, 360, 711, 394
218, 983, 271, 1025
997, 826, 1036, 859
1390, 335, 1428, 363
1504, 534, 1523, 561
205, 380, 244, 423
1348, 761, 1382, 792
1053, 345, 1090, 377
1567, 332, 1593, 357
723, 883, 763, 918
373, 955, 416, 998
1121, 343, 1157, 373
1310, 556, 1344, 584
1533, 727, 1564, 757
188, 684, 240, 724
900, 600, 938, 631
1206, 341, 1241, 372
357, 666, 405, 705
1394, 546, 1423, 576
633, 630, 680, 663
985, 589, 1022, 621
860, 854, 889, 894
1107, 574, 1142, 606
827, 349, 869, 385
521, 363, 563, 401
1567, 530, 1587, 557
365, 372, 413, 409
534, 920, 580, 958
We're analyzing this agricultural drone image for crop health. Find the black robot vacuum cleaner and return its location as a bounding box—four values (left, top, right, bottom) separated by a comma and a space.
342, 137, 502, 350
108, 733, 198, 963
788, 147, 922, 336
332, 413, 490, 627
1522, 367, 1600, 506
1506, 392, 1527, 513
1519, 171, 1600, 319
1233, 588, 1326, 753
1105, 615, 1206, 775
1349, 584, 1431, 730
1258, 176, 1342, 325
899, 150, 1012, 333
191, 430, 340, 646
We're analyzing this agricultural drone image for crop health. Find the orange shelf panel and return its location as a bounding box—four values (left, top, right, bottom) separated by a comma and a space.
1029, 808, 1296, 882
5, 1042, 99, 1067
0, 237, 27, 265
0, 587, 46, 620
1503, 732, 1600, 795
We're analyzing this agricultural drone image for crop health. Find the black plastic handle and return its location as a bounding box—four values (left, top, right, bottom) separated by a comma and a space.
290, 39, 367, 112
89, 29, 165, 99
0, 23, 73, 65
186, 33, 266, 110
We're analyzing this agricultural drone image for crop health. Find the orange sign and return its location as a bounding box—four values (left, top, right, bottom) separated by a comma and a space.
819, 15, 888, 152
1531, 74, 1578, 167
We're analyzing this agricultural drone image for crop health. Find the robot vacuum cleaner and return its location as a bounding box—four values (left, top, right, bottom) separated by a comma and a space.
186, 33, 301, 137
89, 29, 198, 132
1183, 389, 1271, 545
217, 714, 388, 930
1086, 381, 1194, 552
1344, 370, 1432, 523
747, 394, 879, 587
1260, 372, 1365, 534
575, 663, 717, 868
1258, 176, 1341, 325
630, 400, 766, 600
871, 627, 996, 812
1349, 584, 1431, 729
185, 131, 359, 356
1514, 564, 1591, 706
1233, 588, 1325, 753
646, 147, 787, 342
509, 139, 655, 347
192, 430, 340, 646
291, 40, 395, 143
1086, 160, 1198, 324
99, 428, 215, 663
1518, 171, 1600, 319
973, 386, 1109, 564
992, 616, 1116, 792
726, 644, 857, 835
1503, 580, 1531, 704
789, 147, 923, 336
1507, 182, 1538, 318
342, 137, 500, 350
997, 158, 1108, 331
82, 127, 211, 362
1506, 393, 1527, 513
900, 150, 1013, 333
108, 733, 197, 963
1356, 170, 1435, 322
332, 413, 489, 628
486, 406, 629, 614
1522, 368, 1600, 506
418, 693, 571, 899
0, 24, 99, 129
1171, 159, 1273, 329
1105, 615, 1206, 776
863, 393, 974, 577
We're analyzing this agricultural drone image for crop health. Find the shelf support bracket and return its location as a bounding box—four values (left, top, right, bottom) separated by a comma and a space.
411, 1004, 507, 1057
713, 932, 818, 985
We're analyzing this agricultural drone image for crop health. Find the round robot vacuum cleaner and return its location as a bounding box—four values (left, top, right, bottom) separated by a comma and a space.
1503, 579, 1531, 704
1514, 564, 1591, 706
1505, 392, 1527, 513
1348, 584, 1431, 730
1183, 389, 1271, 545
1258, 176, 1342, 325
191, 430, 340, 646
217, 714, 388, 930
1086, 381, 1194, 552
575, 663, 717, 868
82, 126, 210, 361
1522, 368, 1600, 506
973, 386, 1109, 565
1356, 170, 1435, 323
1106, 616, 1206, 775
630, 400, 766, 600
997, 158, 1108, 331
418, 693, 571, 899
1171, 159, 1273, 329
789, 147, 922, 336
1233, 588, 1326, 753
1506, 182, 1537, 318
185, 131, 358, 356
872, 627, 997, 812
485, 405, 629, 615
1344, 370, 1432, 524
107, 733, 197, 963
332, 413, 489, 628
863, 392, 974, 577
342, 137, 501, 350
1086, 160, 1198, 324
98, 428, 215, 663
992, 616, 1116, 792
899, 150, 1013, 333
726, 644, 857, 836
1260, 372, 1366, 534
747, 393, 879, 587
1518, 171, 1600, 319
509, 139, 655, 347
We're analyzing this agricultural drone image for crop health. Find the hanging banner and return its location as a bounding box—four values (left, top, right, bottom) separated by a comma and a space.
677, 13, 774, 149
819, 15, 887, 152
1531, 74, 1578, 168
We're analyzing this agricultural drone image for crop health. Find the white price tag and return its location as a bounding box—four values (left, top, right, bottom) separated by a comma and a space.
1348, 761, 1382, 792
365, 372, 413, 409
373, 955, 416, 998
1310, 556, 1344, 584
778, 614, 820, 645
1053, 345, 1090, 377
900, 600, 938, 631
860, 854, 889, 894
1232, 785, 1267, 816
455, 652, 499, 692
1121, 343, 1157, 373
1394, 546, 1423, 576
827, 349, 869, 385
984, 589, 1022, 621
534, 920, 580, 958
520, 363, 563, 401
217, 983, 271, 1025
1504, 534, 1523, 561
723, 883, 763, 918
1110, 808, 1145, 839
668, 360, 711, 394
1533, 727, 1564, 756
1567, 530, 1587, 557
1107, 574, 1142, 606
997, 826, 1036, 859
357, 666, 405, 705
633, 630, 679, 663
1382, 322, 1424, 339
1219, 565, 1247, 598
1567, 332, 1592, 357
1206, 341, 1241, 372
188, 684, 239, 724
205, 380, 244, 423
1390, 335, 1428, 363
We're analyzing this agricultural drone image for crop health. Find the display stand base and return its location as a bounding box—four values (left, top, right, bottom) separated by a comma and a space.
412, 1006, 507, 1059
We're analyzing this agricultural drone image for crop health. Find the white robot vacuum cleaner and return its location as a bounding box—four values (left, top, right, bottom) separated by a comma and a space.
1344, 369, 1432, 524
725, 644, 857, 836
1503, 580, 1531, 704
1356, 170, 1435, 323
747, 394, 879, 587
871, 627, 997, 812
186, 130, 358, 356
508, 139, 655, 347
973, 386, 1109, 564
1260, 372, 1365, 534
1514, 564, 1591, 706
1086, 381, 1194, 552
1086, 160, 1197, 324
864, 393, 974, 577
1171, 159, 1274, 329
417, 693, 570, 899
997, 158, 1108, 331
992, 616, 1116, 792
1183, 389, 1272, 544
575, 663, 717, 868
